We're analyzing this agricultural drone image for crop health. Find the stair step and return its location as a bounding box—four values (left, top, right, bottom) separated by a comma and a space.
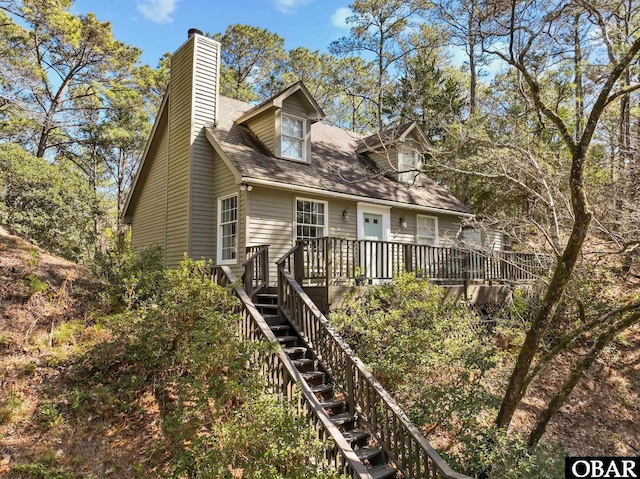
276, 335, 298, 347
284, 346, 307, 359
291, 358, 314, 372
255, 303, 279, 310
269, 324, 290, 336
320, 398, 344, 412
300, 370, 325, 386
330, 412, 355, 427
255, 293, 278, 301
369, 464, 397, 479
355, 446, 384, 465
263, 314, 282, 327
310, 383, 333, 398
342, 429, 370, 447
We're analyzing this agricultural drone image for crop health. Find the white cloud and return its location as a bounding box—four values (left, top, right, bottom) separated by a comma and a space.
137, 0, 179, 24
274, 0, 314, 14
331, 7, 352, 29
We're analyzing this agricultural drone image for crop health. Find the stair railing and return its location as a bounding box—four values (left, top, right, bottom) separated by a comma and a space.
277, 246, 474, 479
212, 265, 374, 479
243, 245, 270, 298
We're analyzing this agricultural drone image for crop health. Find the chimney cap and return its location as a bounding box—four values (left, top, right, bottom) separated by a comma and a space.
188, 28, 203, 38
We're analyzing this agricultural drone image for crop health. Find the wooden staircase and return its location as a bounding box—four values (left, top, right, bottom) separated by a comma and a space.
231, 243, 472, 479
254, 291, 397, 479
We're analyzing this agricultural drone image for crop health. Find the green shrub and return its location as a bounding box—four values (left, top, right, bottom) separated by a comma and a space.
452, 426, 565, 479
0, 143, 98, 262
91, 230, 165, 309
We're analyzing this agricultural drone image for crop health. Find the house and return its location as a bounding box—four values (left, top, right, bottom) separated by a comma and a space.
121, 30, 540, 479
122, 30, 479, 285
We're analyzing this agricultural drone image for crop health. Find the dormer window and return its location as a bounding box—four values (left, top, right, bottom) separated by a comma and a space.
399, 151, 421, 185
282, 113, 306, 161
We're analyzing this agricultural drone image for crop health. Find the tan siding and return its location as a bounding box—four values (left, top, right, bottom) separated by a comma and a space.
368, 150, 398, 176
191, 36, 219, 142
329, 198, 357, 239
165, 38, 194, 267
131, 125, 169, 251
210, 150, 244, 278
391, 208, 416, 243
437, 214, 463, 246
248, 187, 294, 283
190, 36, 220, 260
282, 94, 308, 118
484, 229, 503, 251
247, 111, 275, 153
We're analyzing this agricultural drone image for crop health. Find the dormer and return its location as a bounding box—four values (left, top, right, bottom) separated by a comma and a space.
235, 82, 325, 163
356, 122, 429, 186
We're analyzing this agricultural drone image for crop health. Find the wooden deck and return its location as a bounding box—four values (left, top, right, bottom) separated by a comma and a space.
290, 237, 550, 308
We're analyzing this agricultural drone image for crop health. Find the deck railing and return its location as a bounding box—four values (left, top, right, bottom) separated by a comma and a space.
212, 265, 374, 479
296, 237, 549, 286
277, 248, 474, 479
243, 245, 269, 298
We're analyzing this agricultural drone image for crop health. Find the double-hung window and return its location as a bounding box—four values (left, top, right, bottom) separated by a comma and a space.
417, 215, 438, 245
398, 151, 421, 185
295, 199, 326, 240
218, 194, 238, 264
282, 114, 305, 161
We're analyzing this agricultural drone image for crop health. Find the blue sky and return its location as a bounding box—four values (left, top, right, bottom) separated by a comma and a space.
72, 0, 357, 67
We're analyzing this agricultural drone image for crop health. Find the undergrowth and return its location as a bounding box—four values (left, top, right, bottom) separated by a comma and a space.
330, 272, 564, 478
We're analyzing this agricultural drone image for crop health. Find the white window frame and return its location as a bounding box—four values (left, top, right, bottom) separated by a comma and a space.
398, 151, 421, 185
281, 113, 307, 162
416, 214, 439, 246
294, 198, 328, 241
217, 193, 238, 265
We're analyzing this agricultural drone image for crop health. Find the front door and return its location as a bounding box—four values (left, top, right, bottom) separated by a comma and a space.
362, 213, 383, 279
363, 213, 383, 240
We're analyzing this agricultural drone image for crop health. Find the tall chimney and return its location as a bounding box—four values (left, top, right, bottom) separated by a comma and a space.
188, 28, 203, 38
164, 31, 221, 265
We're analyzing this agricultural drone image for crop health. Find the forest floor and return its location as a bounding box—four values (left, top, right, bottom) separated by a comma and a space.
0, 227, 159, 478
0, 226, 638, 478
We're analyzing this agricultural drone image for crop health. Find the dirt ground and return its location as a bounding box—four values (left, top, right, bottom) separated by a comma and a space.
0, 227, 162, 477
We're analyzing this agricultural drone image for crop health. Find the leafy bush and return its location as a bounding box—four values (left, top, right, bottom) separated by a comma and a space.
455, 426, 565, 479
90, 230, 165, 309
0, 143, 98, 262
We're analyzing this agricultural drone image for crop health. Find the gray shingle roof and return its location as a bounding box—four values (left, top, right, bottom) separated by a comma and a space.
207, 95, 471, 215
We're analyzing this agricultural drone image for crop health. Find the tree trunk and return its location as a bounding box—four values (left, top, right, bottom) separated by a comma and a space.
468, 0, 477, 115
574, 13, 583, 142
496, 147, 592, 429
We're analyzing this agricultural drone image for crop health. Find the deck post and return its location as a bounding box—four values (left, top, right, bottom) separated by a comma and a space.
326, 237, 333, 306
463, 250, 471, 300
404, 244, 413, 273
294, 243, 303, 283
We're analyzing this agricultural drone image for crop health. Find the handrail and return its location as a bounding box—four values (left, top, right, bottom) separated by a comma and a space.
212, 265, 374, 479
243, 245, 269, 298
278, 247, 474, 479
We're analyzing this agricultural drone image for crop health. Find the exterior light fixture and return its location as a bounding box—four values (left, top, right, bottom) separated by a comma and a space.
239, 183, 253, 192
400, 216, 408, 228
343, 208, 351, 222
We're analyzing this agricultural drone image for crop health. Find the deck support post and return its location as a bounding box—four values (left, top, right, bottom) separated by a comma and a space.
326, 237, 333, 306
